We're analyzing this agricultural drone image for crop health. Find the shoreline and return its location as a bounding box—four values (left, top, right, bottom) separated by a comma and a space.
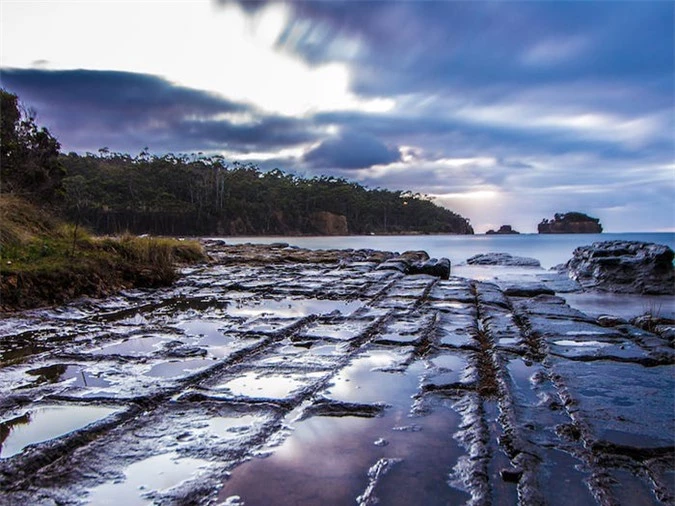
0, 238, 672, 504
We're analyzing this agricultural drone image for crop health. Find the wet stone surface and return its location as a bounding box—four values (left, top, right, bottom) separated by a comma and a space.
0, 243, 672, 505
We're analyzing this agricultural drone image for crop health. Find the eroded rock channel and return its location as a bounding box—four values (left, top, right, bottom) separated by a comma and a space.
0, 243, 672, 505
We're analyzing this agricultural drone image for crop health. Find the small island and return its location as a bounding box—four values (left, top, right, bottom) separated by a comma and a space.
538, 212, 602, 234
486, 225, 520, 235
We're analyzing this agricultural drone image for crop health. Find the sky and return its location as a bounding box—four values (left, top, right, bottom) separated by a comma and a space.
1, 0, 673, 233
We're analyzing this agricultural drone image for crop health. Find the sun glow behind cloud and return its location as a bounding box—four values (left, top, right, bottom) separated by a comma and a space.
0, 1, 393, 116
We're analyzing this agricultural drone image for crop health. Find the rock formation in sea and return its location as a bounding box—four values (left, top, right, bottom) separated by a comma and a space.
563, 240, 675, 294
486, 225, 520, 235
376, 250, 451, 279
538, 212, 602, 234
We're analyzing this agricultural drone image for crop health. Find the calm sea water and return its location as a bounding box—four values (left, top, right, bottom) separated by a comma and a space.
211, 233, 674, 269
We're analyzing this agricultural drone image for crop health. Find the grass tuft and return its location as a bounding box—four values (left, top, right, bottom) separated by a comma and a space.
1, 197, 206, 310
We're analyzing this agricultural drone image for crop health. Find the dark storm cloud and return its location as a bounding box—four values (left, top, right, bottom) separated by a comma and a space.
171, 116, 316, 152
303, 130, 401, 170
0, 68, 317, 153
219, 1, 674, 97
0, 68, 246, 120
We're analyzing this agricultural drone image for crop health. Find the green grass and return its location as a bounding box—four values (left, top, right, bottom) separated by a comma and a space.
1, 196, 206, 310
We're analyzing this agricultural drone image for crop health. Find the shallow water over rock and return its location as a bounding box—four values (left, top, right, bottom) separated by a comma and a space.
0, 243, 672, 505
0, 404, 120, 459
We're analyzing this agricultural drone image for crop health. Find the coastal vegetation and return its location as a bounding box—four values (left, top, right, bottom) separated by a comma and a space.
58, 152, 474, 236
0, 89, 205, 310
0, 194, 205, 309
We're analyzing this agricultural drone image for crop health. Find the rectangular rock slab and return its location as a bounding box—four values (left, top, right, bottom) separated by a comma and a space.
549, 358, 674, 450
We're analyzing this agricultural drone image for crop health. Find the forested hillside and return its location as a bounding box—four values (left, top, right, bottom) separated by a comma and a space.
60, 152, 474, 236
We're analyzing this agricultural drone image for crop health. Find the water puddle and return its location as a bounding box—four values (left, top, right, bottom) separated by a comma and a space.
0, 404, 119, 458
550, 338, 647, 361
219, 416, 376, 504
430, 353, 467, 371
89, 335, 169, 357
373, 331, 420, 344
25, 364, 111, 388
549, 360, 674, 450
146, 358, 215, 378
606, 468, 666, 506
193, 333, 257, 359
506, 358, 544, 406
538, 448, 596, 505
225, 298, 364, 318
176, 319, 229, 338
434, 312, 476, 347
373, 316, 433, 345
425, 353, 470, 387
204, 415, 260, 440
251, 342, 346, 368
300, 319, 373, 341
306, 343, 348, 356
219, 398, 469, 505
553, 339, 612, 347
210, 370, 325, 400
563, 292, 675, 320
0, 338, 51, 365
85, 452, 212, 505
237, 318, 298, 335
323, 350, 419, 406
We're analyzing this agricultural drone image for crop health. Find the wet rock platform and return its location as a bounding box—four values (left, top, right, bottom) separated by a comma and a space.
0, 243, 672, 505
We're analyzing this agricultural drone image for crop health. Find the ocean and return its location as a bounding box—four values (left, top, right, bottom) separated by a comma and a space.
211, 232, 675, 319
210, 232, 674, 270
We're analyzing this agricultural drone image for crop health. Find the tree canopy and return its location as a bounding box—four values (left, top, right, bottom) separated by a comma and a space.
59, 152, 474, 236
0, 89, 63, 202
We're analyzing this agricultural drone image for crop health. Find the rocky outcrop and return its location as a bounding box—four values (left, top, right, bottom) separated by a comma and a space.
503, 284, 555, 297
309, 211, 348, 235
377, 251, 451, 279
538, 212, 602, 234
486, 225, 520, 235
409, 258, 451, 279
467, 253, 541, 267
563, 240, 675, 294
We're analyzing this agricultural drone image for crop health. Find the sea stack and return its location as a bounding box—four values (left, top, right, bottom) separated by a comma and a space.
486, 225, 520, 235
538, 212, 602, 234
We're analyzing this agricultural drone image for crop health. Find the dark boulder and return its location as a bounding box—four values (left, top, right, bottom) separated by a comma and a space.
504, 284, 555, 297
376, 259, 409, 274
564, 241, 674, 294
376, 254, 451, 279
409, 258, 451, 280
